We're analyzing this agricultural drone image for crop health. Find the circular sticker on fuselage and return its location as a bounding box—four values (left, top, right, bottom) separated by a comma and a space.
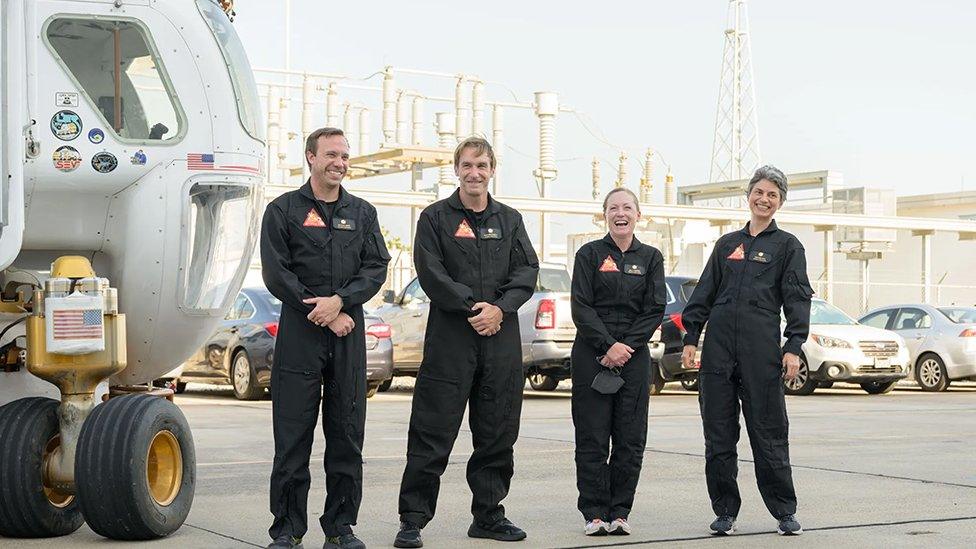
53, 146, 82, 172
51, 110, 82, 141
91, 152, 118, 173
88, 128, 105, 144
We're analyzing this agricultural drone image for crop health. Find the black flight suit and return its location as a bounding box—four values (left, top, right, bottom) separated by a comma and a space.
398, 189, 539, 528
261, 182, 391, 540
570, 235, 666, 521
681, 220, 813, 520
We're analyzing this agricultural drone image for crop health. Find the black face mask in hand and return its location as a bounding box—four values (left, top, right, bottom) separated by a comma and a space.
591, 360, 624, 394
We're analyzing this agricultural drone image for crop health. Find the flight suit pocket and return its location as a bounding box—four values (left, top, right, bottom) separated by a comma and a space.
272, 366, 322, 421
413, 372, 460, 431
788, 271, 815, 299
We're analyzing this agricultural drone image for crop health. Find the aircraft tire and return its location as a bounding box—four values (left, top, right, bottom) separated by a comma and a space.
0, 397, 84, 537
76, 394, 195, 540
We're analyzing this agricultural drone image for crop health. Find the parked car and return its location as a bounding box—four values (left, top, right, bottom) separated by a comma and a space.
785, 298, 909, 395
650, 276, 703, 393
376, 264, 577, 391
858, 304, 976, 391
175, 287, 393, 399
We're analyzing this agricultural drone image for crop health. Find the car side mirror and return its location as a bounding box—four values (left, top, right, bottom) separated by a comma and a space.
382, 289, 395, 303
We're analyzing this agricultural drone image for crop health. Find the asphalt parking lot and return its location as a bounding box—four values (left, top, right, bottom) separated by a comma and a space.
8, 381, 976, 548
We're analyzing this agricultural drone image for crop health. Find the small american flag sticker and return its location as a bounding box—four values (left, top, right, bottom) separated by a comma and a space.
187, 153, 215, 170
52, 309, 103, 340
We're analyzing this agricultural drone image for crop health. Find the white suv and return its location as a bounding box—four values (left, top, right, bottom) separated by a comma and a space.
784, 299, 910, 395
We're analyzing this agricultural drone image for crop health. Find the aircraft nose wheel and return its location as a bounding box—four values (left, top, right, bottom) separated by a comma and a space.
75, 394, 196, 540
0, 397, 84, 537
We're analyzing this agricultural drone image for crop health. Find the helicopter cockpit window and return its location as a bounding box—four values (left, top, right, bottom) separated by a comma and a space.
46, 18, 184, 142
196, 0, 265, 143
181, 183, 260, 313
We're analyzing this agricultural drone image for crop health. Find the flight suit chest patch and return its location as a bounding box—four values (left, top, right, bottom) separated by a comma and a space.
303, 208, 326, 227
479, 226, 501, 240
727, 243, 745, 261
624, 263, 645, 276
598, 255, 620, 273
333, 217, 355, 230
454, 218, 476, 239
749, 250, 771, 263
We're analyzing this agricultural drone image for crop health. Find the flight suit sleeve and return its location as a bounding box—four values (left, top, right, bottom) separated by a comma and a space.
571, 247, 617, 353
681, 241, 724, 347
414, 211, 477, 314
621, 249, 667, 349
493, 218, 541, 314
335, 211, 392, 309
781, 241, 814, 356
260, 202, 315, 313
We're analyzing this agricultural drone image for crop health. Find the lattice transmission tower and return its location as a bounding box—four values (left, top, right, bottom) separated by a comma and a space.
709, 0, 762, 183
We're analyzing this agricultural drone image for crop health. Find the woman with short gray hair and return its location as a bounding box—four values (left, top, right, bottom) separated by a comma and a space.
679, 165, 813, 537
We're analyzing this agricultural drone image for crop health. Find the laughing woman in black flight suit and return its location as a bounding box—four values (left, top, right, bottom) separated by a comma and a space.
570, 187, 666, 538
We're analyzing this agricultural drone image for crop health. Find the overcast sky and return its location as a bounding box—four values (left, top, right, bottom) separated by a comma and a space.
233, 0, 976, 202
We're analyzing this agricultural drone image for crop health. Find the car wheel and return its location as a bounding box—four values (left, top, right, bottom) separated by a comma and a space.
680, 375, 699, 392
231, 351, 262, 400
649, 363, 666, 395
366, 381, 380, 399
915, 354, 950, 392
174, 381, 188, 394
527, 373, 559, 391
378, 377, 393, 392
783, 355, 817, 396
861, 380, 897, 394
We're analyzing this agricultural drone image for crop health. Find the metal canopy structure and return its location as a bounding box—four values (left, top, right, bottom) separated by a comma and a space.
345, 145, 454, 180
678, 170, 844, 205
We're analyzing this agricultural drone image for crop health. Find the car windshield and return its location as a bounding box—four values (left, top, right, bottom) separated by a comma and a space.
538, 268, 571, 292
938, 307, 976, 324
259, 292, 282, 314
811, 300, 857, 325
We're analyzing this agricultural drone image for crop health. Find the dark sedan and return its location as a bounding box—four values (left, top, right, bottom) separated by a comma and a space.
651, 275, 703, 392
176, 287, 393, 400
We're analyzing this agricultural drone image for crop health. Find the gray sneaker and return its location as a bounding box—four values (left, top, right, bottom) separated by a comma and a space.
777, 514, 803, 536
710, 515, 736, 536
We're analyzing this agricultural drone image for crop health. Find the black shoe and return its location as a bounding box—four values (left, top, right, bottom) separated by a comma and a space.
777, 514, 803, 536
268, 535, 303, 549
323, 533, 365, 549
468, 518, 527, 542
394, 521, 423, 548
710, 515, 736, 536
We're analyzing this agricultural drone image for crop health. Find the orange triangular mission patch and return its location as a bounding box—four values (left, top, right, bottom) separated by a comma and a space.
454, 218, 476, 239
727, 243, 745, 260
598, 255, 619, 272
303, 208, 326, 227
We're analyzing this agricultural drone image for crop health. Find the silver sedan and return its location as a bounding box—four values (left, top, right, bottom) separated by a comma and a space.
859, 304, 976, 391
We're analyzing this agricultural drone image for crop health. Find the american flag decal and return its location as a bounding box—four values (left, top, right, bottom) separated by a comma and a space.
52, 309, 103, 340
187, 153, 215, 170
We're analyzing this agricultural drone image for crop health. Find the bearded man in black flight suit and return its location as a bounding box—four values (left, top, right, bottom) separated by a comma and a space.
393, 137, 539, 549
262, 127, 390, 549
680, 165, 812, 538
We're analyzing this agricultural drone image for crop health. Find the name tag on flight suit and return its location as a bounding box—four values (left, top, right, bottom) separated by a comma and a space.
333, 218, 355, 230
479, 227, 501, 240
624, 264, 645, 275
749, 250, 771, 263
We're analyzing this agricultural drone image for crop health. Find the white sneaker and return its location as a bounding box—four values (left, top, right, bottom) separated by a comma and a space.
608, 518, 631, 535
584, 519, 609, 536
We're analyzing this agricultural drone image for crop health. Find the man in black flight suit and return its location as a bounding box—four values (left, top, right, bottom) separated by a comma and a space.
680, 165, 813, 537
393, 137, 540, 548
262, 127, 391, 549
